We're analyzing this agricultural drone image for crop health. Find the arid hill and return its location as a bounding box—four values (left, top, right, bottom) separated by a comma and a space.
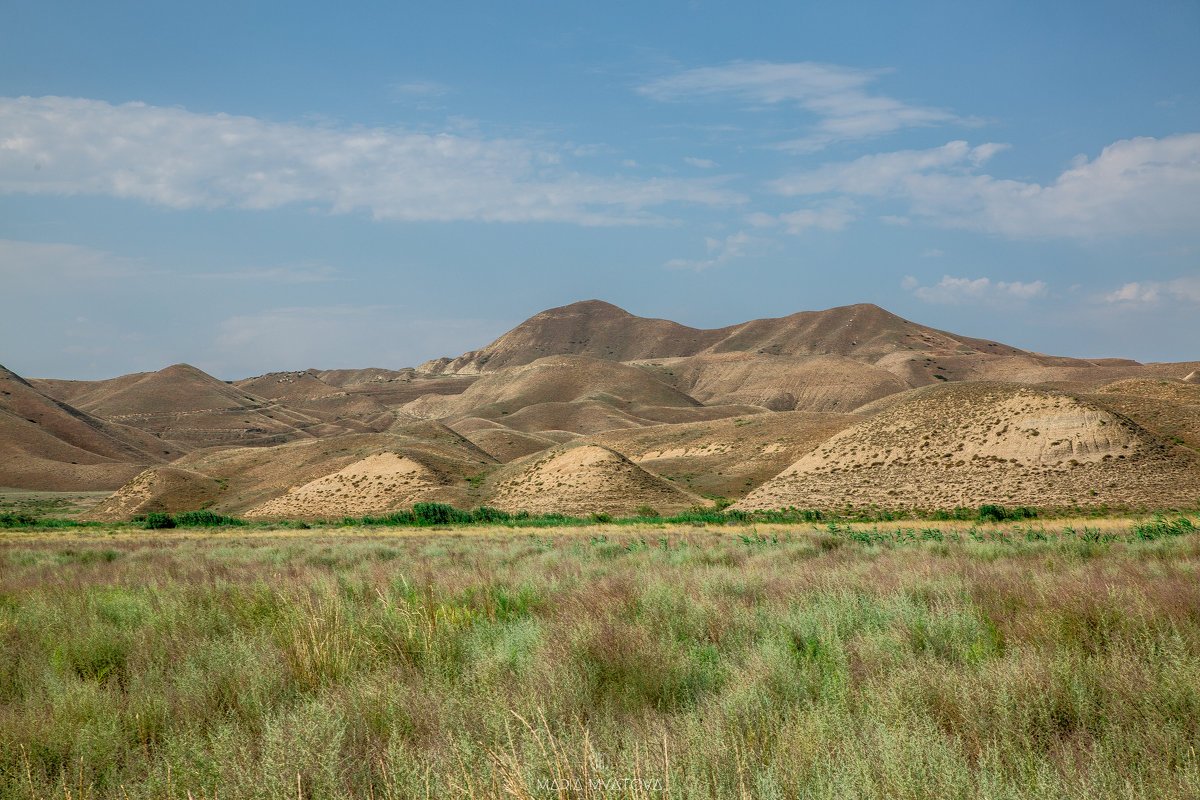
1, 364, 186, 490
486, 443, 708, 517
419, 300, 725, 374
583, 410, 861, 500
12, 299, 1198, 517
735, 383, 1200, 512
90, 423, 498, 520
402, 355, 702, 417
33, 364, 316, 448
34, 363, 409, 448
421, 299, 1041, 376
234, 371, 395, 435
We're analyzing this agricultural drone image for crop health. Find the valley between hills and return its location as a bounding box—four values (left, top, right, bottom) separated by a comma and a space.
3, 300, 1198, 520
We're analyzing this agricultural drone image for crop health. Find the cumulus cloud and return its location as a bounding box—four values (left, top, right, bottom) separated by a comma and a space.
1105, 277, 1200, 305
639, 61, 959, 151
772, 135, 1200, 238
0, 96, 744, 225
905, 275, 1048, 304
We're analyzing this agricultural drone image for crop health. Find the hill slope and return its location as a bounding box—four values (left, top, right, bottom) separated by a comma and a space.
1, 364, 186, 490
35, 364, 333, 448
488, 443, 708, 517
735, 383, 1200, 512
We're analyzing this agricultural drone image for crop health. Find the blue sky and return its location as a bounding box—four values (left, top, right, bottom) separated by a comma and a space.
2, 0, 1198, 379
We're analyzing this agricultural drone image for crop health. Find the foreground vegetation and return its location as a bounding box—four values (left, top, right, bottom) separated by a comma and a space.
1, 521, 1198, 798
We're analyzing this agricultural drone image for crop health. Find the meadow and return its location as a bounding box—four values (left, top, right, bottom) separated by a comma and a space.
1, 518, 1198, 799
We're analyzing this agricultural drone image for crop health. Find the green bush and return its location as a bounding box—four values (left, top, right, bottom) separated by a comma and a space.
143, 513, 176, 529
470, 506, 511, 523
173, 510, 243, 527
412, 502, 471, 525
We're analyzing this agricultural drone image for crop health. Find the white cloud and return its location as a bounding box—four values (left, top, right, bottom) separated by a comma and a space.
906, 275, 1048, 304
684, 157, 717, 168
0, 96, 744, 226
921, 248, 944, 258
665, 230, 760, 271
744, 211, 777, 228
772, 135, 1200, 238
639, 61, 958, 151
777, 199, 857, 233
740, 200, 857, 235
1105, 277, 1200, 305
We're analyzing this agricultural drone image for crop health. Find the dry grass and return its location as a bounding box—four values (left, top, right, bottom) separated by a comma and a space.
0, 521, 1198, 798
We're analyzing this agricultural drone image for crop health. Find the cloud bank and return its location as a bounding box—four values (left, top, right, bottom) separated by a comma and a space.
904, 274, 1048, 304
639, 61, 959, 152
773, 135, 1200, 238
0, 96, 743, 225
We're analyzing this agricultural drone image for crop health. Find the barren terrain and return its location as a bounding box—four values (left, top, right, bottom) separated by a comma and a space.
5, 300, 1197, 518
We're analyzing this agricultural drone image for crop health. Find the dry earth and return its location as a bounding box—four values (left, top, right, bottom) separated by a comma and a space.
736, 383, 1200, 512
7, 299, 1198, 517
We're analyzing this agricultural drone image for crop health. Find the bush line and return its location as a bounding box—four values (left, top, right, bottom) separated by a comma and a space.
2, 503, 1198, 536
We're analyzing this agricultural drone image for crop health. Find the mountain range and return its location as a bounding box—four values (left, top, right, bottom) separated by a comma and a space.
3, 300, 1197, 517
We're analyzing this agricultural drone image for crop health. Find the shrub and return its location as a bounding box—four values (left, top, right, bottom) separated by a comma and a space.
143, 513, 176, 529
174, 510, 243, 527
471, 506, 511, 523
412, 502, 470, 525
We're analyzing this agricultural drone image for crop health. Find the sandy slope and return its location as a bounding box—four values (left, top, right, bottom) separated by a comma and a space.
488, 443, 707, 516
736, 383, 1200, 511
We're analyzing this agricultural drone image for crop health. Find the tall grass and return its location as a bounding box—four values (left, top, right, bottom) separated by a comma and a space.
0, 526, 1198, 798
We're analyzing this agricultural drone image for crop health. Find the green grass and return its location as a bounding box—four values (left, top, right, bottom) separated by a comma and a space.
9, 500, 1199, 532
0, 522, 1198, 798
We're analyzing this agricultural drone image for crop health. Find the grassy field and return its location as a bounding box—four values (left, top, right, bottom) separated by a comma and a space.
1, 520, 1198, 799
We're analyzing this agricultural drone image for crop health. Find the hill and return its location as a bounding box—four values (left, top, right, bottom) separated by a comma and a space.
24, 299, 1200, 517
735, 382, 1200, 512
1, 364, 186, 490
33, 364, 326, 448
234, 371, 395, 434
487, 443, 708, 517
419, 300, 726, 374
583, 410, 861, 500
639, 352, 909, 412
423, 300, 1037, 374
88, 423, 498, 520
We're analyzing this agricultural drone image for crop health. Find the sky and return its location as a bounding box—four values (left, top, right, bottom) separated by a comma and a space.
1, 0, 1198, 380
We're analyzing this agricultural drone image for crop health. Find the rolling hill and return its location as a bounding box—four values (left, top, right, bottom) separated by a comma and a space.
735, 383, 1200, 512
10, 299, 1196, 517
1, 363, 186, 490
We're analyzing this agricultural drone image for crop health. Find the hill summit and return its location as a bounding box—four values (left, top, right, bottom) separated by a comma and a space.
419, 300, 1031, 375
